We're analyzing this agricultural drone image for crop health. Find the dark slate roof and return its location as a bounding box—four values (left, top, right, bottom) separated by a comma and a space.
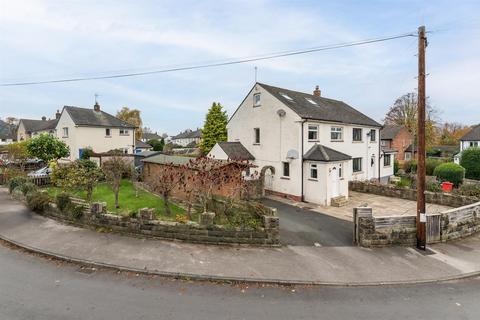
258, 83, 381, 127
217, 141, 255, 160
64, 106, 136, 128
20, 118, 58, 132
460, 125, 480, 141
135, 140, 151, 149
303, 144, 351, 162
172, 129, 202, 139
0, 120, 15, 139
380, 125, 404, 140
143, 132, 162, 140
135, 150, 162, 158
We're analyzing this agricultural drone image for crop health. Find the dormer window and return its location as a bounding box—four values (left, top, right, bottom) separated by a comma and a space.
280, 93, 293, 101
253, 93, 261, 107
305, 98, 318, 105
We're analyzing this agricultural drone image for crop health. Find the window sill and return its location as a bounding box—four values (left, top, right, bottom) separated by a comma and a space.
352, 141, 363, 143
120, 134, 130, 136
280, 176, 290, 180
62, 136, 68, 138
253, 143, 260, 146
105, 136, 112, 138
352, 171, 363, 174
308, 178, 318, 181
331, 140, 344, 142
383, 165, 392, 168
253, 105, 261, 108
308, 139, 319, 143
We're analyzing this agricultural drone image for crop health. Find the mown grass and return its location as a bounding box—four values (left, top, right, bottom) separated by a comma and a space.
47, 179, 184, 219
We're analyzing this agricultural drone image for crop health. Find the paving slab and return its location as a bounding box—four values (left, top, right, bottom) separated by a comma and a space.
1, 187, 480, 286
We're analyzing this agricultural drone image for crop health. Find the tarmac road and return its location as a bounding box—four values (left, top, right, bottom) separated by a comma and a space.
1, 243, 479, 320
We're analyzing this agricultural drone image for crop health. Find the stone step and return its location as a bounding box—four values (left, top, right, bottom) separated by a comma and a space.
331, 196, 348, 207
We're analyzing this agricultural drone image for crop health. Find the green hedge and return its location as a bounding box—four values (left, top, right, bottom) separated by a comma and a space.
433, 162, 465, 186
26, 191, 51, 213
460, 147, 480, 180
426, 158, 444, 176
403, 160, 417, 174
8, 176, 28, 194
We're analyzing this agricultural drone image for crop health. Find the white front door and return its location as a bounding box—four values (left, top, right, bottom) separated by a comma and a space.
368, 154, 375, 180
265, 171, 274, 190
331, 166, 339, 198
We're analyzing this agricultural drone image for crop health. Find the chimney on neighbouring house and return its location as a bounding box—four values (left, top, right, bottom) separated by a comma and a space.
313, 85, 321, 97
41, 116, 46, 121
94, 102, 101, 112
55, 110, 61, 119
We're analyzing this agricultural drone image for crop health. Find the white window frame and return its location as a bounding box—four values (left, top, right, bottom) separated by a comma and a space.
105, 128, 111, 137
310, 163, 318, 180
370, 129, 376, 142
383, 154, 392, 167
404, 152, 412, 160
353, 157, 362, 173
119, 129, 129, 136
62, 127, 68, 138
254, 128, 260, 144
352, 128, 363, 142
253, 93, 261, 107
308, 125, 319, 141
331, 127, 343, 141
282, 162, 290, 178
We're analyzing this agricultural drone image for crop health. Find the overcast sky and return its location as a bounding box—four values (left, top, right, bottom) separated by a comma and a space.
1, 0, 479, 135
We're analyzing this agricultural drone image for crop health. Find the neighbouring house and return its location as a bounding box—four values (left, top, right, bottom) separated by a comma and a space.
454, 124, 480, 164
428, 145, 459, 159
404, 144, 418, 161
208, 141, 255, 161
141, 132, 162, 143
55, 103, 137, 161
208, 82, 395, 206
142, 154, 257, 200
0, 119, 16, 145
380, 125, 413, 161
133, 150, 162, 168
171, 129, 202, 147
135, 140, 152, 153
17, 111, 60, 141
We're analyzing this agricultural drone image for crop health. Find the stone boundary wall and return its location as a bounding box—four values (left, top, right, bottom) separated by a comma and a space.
355, 202, 480, 247
40, 200, 280, 246
349, 180, 479, 207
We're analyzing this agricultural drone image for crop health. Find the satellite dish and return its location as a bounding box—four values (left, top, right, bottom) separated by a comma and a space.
277, 109, 286, 117
286, 149, 299, 160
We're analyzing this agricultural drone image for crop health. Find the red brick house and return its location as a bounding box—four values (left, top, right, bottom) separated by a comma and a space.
380, 125, 413, 162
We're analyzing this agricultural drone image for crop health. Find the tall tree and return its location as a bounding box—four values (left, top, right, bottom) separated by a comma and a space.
199, 102, 228, 154
116, 107, 143, 140
437, 122, 471, 146
26, 133, 69, 163
383, 93, 439, 147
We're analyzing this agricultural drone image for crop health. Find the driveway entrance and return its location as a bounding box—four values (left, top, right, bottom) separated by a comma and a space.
261, 199, 353, 247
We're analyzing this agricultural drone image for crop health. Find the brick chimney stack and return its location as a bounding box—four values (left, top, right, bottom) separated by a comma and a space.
313, 85, 321, 97
94, 102, 101, 112
55, 110, 61, 119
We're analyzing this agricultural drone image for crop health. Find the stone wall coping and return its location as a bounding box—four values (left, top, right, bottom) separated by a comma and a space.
441, 201, 480, 214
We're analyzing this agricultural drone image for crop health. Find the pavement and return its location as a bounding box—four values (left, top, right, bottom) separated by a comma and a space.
266, 192, 452, 221
2, 244, 479, 320
2, 187, 480, 286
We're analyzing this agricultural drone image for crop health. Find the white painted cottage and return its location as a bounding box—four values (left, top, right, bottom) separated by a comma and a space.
454, 124, 480, 164
209, 83, 395, 206
55, 103, 137, 161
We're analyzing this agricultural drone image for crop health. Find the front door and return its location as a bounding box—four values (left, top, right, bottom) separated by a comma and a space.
331, 166, 339, 198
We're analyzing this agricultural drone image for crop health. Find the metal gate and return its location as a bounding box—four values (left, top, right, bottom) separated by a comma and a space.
426, 214, 441, 244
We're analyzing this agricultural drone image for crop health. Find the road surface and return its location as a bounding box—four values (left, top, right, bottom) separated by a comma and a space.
0, 242, 478, 320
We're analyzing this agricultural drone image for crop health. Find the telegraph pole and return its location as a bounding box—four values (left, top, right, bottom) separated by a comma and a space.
417, 25, 427, 250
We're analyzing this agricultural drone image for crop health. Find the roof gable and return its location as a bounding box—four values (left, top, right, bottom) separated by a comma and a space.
217, 141, 255, 160
64, 106, 136, 128
380, 125, 405, 140
20, 118, 58, 132
257, 83, 381, 127
303, 144, 351, 162
460, 125, 480, 141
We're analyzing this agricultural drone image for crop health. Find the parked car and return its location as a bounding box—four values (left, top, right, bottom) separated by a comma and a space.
27, 166, 52, 178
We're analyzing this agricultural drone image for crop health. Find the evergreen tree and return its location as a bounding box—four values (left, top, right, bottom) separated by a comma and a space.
199, 102, 228, 154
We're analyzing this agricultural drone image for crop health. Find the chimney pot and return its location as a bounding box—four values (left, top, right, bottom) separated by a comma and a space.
94, 102, 100, 112
55, 109, 61, 119
313, 85, 321, 97
41, 116, 46, 121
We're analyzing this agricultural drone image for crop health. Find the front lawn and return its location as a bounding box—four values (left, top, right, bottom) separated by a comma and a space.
47, 179, 184, 219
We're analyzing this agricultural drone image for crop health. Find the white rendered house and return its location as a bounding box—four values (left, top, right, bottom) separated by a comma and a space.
454, 124, 480, 164
55, 103, 137, 161
209, 83, 395, 206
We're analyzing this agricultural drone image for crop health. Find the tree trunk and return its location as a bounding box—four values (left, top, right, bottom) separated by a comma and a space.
163, 193, 171, 216
115, 187, 119, 208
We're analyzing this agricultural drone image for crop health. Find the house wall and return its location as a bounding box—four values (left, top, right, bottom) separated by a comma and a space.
56, 111, 135, 161
460, 140, 480, 152
228, 84, 303, 199
391, 127, 412, 161
16, 121, 28, 141
303, 161, 350, 205
0, 138, 14, 145
172, 137, 201, 147
380, 152, 395, 182
207, 144, 229, 160
303, 121, 380, 181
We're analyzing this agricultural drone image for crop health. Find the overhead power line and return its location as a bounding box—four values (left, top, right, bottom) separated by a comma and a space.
1, 32, 417, 87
